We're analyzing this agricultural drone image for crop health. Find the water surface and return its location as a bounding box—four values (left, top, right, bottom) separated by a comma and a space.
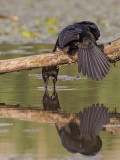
0, 43, 120, 160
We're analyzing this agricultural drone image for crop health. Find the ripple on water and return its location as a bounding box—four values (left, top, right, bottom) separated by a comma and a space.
37, 86, 77, 91
0, 129, 9, 133
103, 124, 120, 127
29, 74, 87, 81
0, 123, 13, 127
23, 129, 40, 132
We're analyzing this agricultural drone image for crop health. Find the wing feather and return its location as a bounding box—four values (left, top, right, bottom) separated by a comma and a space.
58, 25, 82, 48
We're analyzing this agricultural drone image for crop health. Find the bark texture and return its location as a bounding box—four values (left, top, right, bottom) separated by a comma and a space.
0, 38, 120, 74
0, 104, 119, 135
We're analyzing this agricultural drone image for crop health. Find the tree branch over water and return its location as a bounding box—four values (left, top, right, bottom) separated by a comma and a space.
0, 38, 120, 74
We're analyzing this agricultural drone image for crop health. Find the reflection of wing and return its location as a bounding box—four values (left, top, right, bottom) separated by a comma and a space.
79, 104, 110, 135
58, 25, 82, 48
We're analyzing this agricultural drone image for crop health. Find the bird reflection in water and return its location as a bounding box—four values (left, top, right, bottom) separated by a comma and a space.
42, 88, 60, 111
56, 104, 111, 156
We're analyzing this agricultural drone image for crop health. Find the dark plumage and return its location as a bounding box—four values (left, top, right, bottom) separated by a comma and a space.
56, 104, 111, 156
42, 66, 59, 88
42, 88, 60, 111
42, 42, 59, 88
53, 21, 110, 80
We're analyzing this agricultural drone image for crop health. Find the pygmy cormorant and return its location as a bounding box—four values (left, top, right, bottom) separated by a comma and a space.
53, 21, 110, 80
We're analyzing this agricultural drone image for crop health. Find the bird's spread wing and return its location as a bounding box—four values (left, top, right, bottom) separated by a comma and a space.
58, 25, 82, 48
78, 43, 110, 80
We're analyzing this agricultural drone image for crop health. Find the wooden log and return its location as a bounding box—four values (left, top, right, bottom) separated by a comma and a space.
0, 104, 119, 135
0, 104, 77, 123
100, 38, 120, 62
0, 38, 120, 74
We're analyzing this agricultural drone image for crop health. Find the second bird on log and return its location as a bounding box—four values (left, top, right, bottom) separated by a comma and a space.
53, 21, 110, 80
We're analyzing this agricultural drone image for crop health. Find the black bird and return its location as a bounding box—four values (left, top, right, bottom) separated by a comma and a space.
42, 88, 60, 111
53, 21, 110, 80
42, 66, 59, 88
56, 104, 111, 156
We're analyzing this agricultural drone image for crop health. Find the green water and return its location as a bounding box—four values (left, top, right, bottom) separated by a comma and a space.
0, 118, 120, 160
0, 43, 120, 160
0, 44, 120, 112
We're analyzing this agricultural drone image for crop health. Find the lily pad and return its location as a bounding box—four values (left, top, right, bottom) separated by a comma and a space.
21, 30, 34, 38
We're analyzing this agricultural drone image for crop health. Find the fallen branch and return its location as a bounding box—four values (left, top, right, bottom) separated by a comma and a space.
0, 103, 76, 123
0, 104, 120, 135
0, 38, 120, 74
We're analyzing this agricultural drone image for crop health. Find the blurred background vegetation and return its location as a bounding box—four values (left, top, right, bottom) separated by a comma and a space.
0, 0, 119, 44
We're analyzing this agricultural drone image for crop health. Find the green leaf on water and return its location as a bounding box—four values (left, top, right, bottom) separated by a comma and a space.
47, 26, 57, 35
21, 31, 34, 38
45, 16, 59, 25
